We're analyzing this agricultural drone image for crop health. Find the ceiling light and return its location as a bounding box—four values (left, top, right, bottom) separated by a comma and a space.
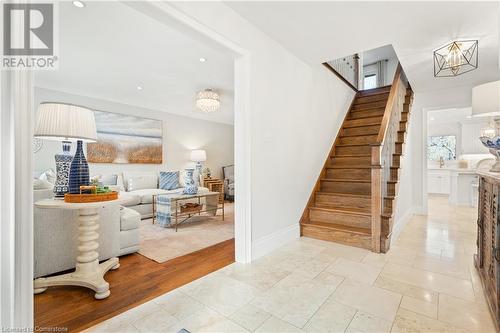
433, 40, 478, 77
430, 117, 435, 121
196, 89, 220, 113
199, 57, 207, 63
72, 1, 85, 8
136, 86, 143, 91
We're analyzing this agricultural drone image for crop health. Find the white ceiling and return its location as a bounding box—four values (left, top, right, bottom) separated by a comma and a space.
35, 1, 235, 124
226, 1, 499, 94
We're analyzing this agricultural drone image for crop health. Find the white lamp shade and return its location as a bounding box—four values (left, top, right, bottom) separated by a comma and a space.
472, 81, 500, 117
34, 102, 98, 142
190, 149, 207, 162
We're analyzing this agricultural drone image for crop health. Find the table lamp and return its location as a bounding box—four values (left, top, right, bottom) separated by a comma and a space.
190, 149, 207, 176
473, 81, 500, 171
34, 102, 97, 197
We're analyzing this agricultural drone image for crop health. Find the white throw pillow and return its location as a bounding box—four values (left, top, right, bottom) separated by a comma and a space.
34, 178, 54, 190
124, 172, 158, 192
39, 168, 56, 184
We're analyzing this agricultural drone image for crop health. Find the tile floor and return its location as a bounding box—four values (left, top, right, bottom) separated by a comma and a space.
86, 196, 496, 333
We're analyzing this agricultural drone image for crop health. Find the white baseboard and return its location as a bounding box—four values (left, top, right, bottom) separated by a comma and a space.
251, 223, 300, 260
390, 207, 415, 245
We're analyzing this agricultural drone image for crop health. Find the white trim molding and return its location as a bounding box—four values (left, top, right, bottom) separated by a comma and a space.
251, 223, 300, 260
0, 71, 34, 330
132, 1, 253, 263
390, 207, 415, 245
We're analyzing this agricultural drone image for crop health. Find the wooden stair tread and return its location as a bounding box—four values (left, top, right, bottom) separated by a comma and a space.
350, 106, 387, 113
311, 205, 371, 216
317, 192, 370, 198
332, 154, 371, 158
321, 179, 371, 183
336, 143, 371, 147
302, 221, 371, 235
358, 86, 391, 96
343, 121, 381, 128
342, 115, 382, 128
327, 165, 372, 169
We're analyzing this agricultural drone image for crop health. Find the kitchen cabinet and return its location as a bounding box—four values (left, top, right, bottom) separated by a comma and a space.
427, 169, 451, 194
449, 171, 479, 206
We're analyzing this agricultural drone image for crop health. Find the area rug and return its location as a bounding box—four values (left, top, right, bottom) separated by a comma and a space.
138, 203, 234, 263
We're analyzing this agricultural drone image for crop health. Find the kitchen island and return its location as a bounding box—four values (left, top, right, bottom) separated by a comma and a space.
476, 170, 500, 331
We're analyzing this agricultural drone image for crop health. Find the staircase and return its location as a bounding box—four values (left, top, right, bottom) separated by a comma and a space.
300, 64, 413, 252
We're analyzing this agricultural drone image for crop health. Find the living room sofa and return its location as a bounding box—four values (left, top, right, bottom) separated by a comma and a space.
115, 171, 209, 219
33, 188, 141, 278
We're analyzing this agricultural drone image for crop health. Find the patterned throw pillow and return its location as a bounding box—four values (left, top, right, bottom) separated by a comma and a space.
159, 171, 180, 190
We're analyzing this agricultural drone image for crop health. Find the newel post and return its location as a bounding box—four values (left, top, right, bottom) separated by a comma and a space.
370, 144, 382, 253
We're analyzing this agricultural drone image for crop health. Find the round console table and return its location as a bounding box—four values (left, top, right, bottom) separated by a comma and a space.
34, 198, 122, 299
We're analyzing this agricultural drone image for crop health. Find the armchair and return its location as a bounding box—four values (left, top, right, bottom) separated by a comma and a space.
222, 165, 234, 202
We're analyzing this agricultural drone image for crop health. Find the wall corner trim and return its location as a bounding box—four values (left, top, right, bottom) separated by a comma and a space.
251, 223, 300, 260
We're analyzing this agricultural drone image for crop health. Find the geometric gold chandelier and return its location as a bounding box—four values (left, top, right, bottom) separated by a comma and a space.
433, 40, 478, 77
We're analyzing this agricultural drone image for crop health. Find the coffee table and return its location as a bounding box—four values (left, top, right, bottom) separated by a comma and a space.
152, 191, 224, 231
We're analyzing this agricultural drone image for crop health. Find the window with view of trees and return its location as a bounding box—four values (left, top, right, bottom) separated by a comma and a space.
427, 135, 457, 160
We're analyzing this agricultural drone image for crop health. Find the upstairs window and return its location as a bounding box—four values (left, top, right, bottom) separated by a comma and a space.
364, 74, 377, 90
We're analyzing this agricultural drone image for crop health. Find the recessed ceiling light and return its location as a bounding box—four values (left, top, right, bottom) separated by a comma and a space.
72, 1, 85, 8
430, 117, 435, 121
199, 57, 207, 63
136, 86, 143, 91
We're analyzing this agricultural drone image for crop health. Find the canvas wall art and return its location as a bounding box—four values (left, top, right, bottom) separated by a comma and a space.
87, 111, 163, 164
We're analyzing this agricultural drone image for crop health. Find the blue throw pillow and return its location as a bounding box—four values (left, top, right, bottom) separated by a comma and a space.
159, 171, 180, 190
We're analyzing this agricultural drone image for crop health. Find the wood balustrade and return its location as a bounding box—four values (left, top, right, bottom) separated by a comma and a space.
370, 63, 409, 252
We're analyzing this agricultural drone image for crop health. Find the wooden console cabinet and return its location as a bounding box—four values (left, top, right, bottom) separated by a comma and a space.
476, 171, 500, 330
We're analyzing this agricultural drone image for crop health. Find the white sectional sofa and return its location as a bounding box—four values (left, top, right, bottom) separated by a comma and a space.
33, 188, 141, 278
33, 170, 206, 278
115, 171, 209, 219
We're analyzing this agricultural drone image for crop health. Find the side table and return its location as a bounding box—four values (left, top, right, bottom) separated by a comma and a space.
33, 199, 122, 299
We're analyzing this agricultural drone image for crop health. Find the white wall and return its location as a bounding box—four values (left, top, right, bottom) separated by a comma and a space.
34, 88, 234, 180
168, 2, 354, 252
395, 85, 474, 224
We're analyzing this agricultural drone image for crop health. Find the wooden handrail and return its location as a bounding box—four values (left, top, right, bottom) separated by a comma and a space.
322, 62, 358, 92
376, 63, 402, 144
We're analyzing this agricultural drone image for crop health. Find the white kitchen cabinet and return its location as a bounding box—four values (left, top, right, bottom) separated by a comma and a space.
449, 172, 479, 206
427, 170, 451, 194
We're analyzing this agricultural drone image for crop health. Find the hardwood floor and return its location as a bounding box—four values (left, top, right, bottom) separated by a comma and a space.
34, 239, 235, 332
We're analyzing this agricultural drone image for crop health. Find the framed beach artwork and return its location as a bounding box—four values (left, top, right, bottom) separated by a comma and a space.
87, 111, 163, 164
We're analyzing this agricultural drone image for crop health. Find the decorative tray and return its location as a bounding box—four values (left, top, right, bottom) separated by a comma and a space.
64, 191, 119, 203
180, 203, 203, 214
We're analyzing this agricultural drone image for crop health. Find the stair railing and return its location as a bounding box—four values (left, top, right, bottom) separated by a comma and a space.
323, 54, 360, 91
370, 63, 408, 252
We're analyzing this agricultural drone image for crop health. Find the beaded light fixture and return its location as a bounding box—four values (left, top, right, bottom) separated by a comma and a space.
195, 89, 220, 113
433, 40, 478, 77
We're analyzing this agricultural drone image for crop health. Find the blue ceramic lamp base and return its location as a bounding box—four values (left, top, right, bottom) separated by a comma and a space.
68, 140, 90, 194
53, 141, 73, 198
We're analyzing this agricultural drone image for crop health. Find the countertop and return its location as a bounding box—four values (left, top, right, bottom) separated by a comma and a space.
477, 170, 500, 181
428, 167, 477, 174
